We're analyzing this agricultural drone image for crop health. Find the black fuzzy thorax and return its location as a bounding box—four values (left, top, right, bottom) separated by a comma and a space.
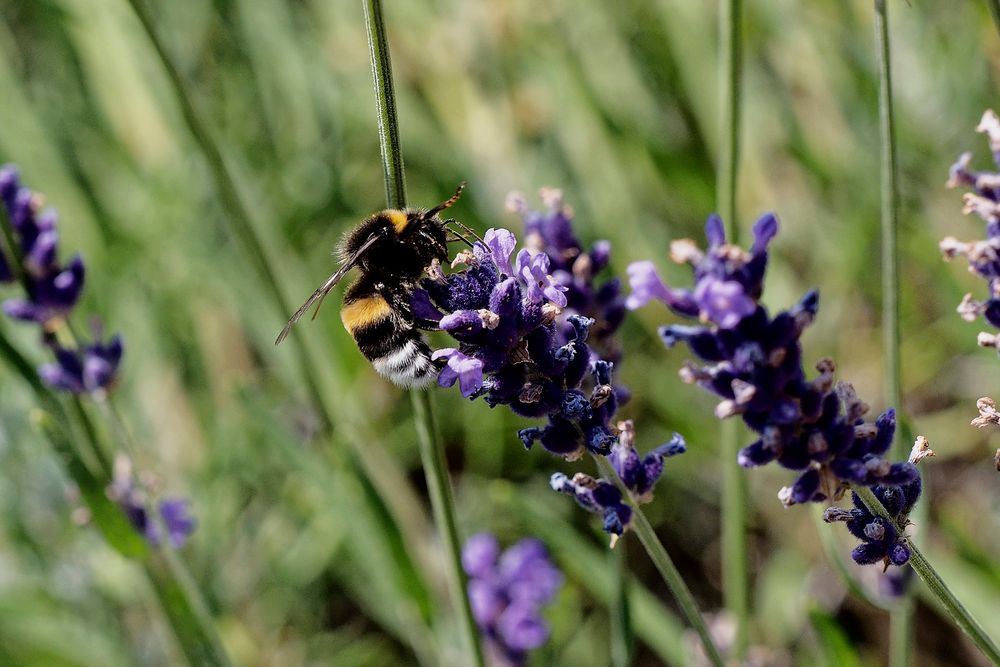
339, 209, 448, 284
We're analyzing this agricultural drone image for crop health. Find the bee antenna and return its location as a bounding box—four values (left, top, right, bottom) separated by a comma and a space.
425, 181, 466, 219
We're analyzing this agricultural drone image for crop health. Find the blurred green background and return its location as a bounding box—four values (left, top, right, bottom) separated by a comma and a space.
1, 0, 999, 665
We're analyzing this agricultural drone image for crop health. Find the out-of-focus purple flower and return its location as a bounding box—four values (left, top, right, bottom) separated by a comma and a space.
550, 471, 632, 545
39, 330, 123, 395
107, 456, 196, 548
628, 214, 920, 504
609, 420, 685, 502
941, 110, 1000, 348
461, 533, 563, 666
0, 165, 86, 325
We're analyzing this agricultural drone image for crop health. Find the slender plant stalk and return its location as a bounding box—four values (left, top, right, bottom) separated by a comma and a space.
120, 0, 438, 586
874, 3, 913, 665
0, 328, 232, 665
853, 486, 1000, 665
362, 2, 485, 665
718, 0, 749, 658
610, 541, 632, 667
987, 0, 1000, 40
594, 456, 725, 667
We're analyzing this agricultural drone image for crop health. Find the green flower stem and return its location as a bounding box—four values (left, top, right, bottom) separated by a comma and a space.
594, 456, 725, 667
0, 329, 232, 665
874, 3, 912, 665
143, 548, 235, 667
854, 486, 1000, 665
610, 540, 633, 667
362, 2, 484, 665
718, 0, 749, 658
410, 389, 486, 667
121, 0, 436, 587
122, 0, 330, 434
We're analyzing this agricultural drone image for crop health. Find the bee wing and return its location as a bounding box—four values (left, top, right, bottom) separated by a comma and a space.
274, 230, 385, 345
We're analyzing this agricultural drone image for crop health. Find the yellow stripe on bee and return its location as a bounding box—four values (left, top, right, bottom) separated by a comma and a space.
340, 295, 392, 332
386, 210, 409, 234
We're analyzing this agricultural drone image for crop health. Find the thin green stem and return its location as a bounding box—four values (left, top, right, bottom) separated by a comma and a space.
410, 390, 485, 667
121, 0, 437, 593
122, 0, 330, 434
987, 0, 1000, 41
875, 0, 902, 459
874, 3, 912, 665
718, 0, 748, 658
610, 540, 632, 667
364, 0, 406, 210
362, 2, 484, 665
0, 328, 231, 664
718, 0, 742, 234
595, 456, 725, 667
854, 486, 1000, 665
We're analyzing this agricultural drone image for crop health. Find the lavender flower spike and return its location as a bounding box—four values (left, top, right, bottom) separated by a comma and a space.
0, 165, 86, 326
629, 214, 920, 502
609, 419, 686, 502
39, 329, 124, 395
107, 456, 197, 548
422, 225, 622, 459
823, 437, 933, 568
462, 533, 563, 666
941, 109, 1000, 343
550, 471, 632, 546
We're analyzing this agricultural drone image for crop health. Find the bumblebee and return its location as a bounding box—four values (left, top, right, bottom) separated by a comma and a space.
275, 184, 472, 387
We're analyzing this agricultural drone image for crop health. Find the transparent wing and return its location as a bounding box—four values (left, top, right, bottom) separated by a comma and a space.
274, 230, 384, 345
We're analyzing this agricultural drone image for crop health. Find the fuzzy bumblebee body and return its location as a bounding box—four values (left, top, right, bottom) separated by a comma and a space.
276, 186, 468, 388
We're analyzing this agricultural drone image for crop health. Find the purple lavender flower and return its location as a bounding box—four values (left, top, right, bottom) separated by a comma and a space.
0, 165, 85, 325
419, 228, 619, 459
609, 419, 686, 502
507, 189, 626, 360
39, 330, 123, 394
823, 437, 933, 568
941, 109, 1000, 348
462, 533, 563, 666
108, 457, 196, 548
550, 471, 633, 545
627, 214, 919, 504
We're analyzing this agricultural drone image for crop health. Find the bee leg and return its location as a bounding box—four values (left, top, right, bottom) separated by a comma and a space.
445, 218, 484, 245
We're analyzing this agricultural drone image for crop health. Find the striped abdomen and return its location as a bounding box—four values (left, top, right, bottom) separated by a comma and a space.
340, 290, 437, 387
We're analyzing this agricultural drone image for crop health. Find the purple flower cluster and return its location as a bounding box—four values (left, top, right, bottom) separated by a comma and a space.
0, 165, 85, 325
506, 189, 626, 360
608, 419, 686, 502
550, 472, 633, 544
550, 420, 685, 544
428, 191, 683, 543
941, 109, 1000, 349
462, 533, 563, 666
0, 165, 122, 394
108, 457, 196, 548
823, 438, 932, 568
420, 227, 621, 460
627, 214, 918, 505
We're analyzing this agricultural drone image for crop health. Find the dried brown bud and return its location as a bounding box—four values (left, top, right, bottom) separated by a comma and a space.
971, 397, 1000, 428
